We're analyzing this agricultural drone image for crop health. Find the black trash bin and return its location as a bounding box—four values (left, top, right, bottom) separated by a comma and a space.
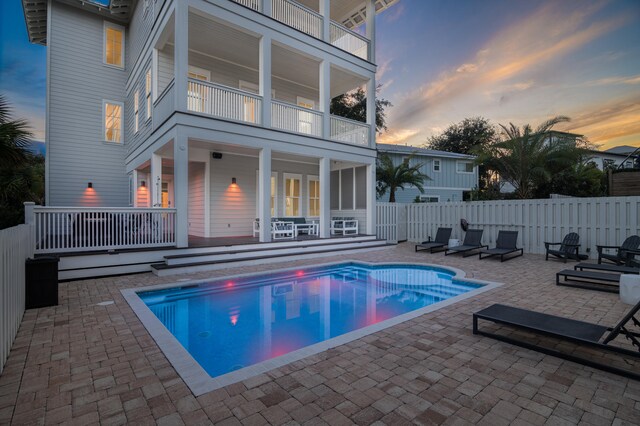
25, 256, 59, 309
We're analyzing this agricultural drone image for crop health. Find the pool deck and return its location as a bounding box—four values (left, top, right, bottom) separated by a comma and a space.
2, 243, 640, 425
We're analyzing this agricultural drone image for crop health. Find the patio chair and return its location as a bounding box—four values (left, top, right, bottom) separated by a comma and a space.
331, 218, 358, 235
597, 235, 640, 266
473, 300, 640, 380
415, 227, 452, 253
444, 229, 487, 257
271, 221, 294, 240
478, 230, 523, 262
544, 232, 580, 263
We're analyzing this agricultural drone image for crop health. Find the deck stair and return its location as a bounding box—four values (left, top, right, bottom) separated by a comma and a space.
150, 236, 391, 276
54, 235, 391, 280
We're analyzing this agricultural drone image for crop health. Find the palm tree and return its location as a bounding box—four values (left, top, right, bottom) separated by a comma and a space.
376, 153, 430, 202
0, 94, 31, 169
475, 116, 586, 199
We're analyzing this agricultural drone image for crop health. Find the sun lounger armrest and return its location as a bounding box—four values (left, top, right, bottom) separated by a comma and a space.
597, 244, 619, 254
544, 242, 561, 248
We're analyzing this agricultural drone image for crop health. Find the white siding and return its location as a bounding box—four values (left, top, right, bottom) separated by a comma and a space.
48, 3, 128, 206
188, 162, 206, 237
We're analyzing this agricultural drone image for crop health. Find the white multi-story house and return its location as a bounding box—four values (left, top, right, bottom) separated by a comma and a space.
23, 0, 398, 276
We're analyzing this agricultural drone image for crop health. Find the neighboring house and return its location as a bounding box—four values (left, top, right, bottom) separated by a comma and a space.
587, 148, 638, 170
376, 144, 479, 203
23, 0, 399, 247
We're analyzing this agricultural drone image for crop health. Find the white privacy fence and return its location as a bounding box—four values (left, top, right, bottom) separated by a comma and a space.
1, 224, 34, 374
376, 203, 398, 244
29, 206, 177, 253
187, 79, 262, 125
405, 196, 640, 257
272, 0, 322, 38
271, 101, 322, 137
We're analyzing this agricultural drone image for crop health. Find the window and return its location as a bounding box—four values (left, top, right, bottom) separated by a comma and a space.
145, 69, 152, 120
419, 195, 440, 203
134, 90, 139, 133
239, 81, 260, 124
187, 66, 211, 113
308, 176, 319, 217
284, 174, 301, 217
297, 97, 315, 135
255, 172, 277, 217
456, 160, 474, 174
433, 159, 441, 172
104, 22, 124, 68
103, 101, 123, 143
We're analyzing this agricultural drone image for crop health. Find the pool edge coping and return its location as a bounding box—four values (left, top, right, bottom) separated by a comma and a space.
120, 260, 503, 396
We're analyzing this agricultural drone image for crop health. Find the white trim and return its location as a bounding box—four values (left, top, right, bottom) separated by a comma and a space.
204, 160, 211, 237
432, 159, 441, 173
283, 173, 302, 217
152, 49, 159, 102
307, 175, 319, 218
134, 90, 140, 133
455, 160, 475, 174
102, 100, 124, 144
145, 68, 152, 121
103, 21, 125, 70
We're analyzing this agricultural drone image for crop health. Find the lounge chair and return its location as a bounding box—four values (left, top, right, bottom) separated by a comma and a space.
478, 230, 523, 262
415, 227, 452, 253
556, 269, 621, 293
544, 232, 580, 263
473, 300, 640, 380
597, 235, 640, 266
574, 262, 639, 275
444, 229, 487, 257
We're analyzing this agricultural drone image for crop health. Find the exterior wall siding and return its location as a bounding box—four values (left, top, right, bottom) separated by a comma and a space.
125, 58, 154, 154
188, 162, 206, 237
47, 3, 128, 206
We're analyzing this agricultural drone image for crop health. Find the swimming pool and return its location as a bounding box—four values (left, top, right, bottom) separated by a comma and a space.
123, 261, 499, 395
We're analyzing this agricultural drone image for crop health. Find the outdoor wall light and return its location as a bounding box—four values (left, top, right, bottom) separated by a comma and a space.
141, 180, 146, 188
232, 177, 237, 184
87, 182, 93, 189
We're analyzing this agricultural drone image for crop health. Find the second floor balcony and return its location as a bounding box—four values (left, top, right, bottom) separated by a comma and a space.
152, 8, 375, 148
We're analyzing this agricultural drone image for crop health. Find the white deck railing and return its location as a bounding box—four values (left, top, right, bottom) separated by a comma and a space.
188, 79, 262, 125
330, 22, 369, 60
330, 115, 370, 146
271, 100, 322, 137
231, 0, 261, 11
0, 224, 34, 374
30, 207, 177, 253
272, 0, 322, 38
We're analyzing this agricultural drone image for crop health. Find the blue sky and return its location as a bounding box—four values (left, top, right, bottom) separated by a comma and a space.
1, 0, 639, 149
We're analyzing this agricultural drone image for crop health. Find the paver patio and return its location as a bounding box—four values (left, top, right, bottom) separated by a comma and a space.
1, 243, 639, 425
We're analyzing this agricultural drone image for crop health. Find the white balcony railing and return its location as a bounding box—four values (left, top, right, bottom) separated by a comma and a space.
272, 100, 322, 137
330, 22, 369, 60
188, 79, 262, 125
272, 0, 322, 39
231, 0, 261, 11
330, 115, 370, 146
31, 207, 177, 253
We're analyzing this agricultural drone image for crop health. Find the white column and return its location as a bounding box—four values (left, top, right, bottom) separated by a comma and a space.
23, 202, 35, 225
319, 60, 331, 140
151, 153, 162, 207
262, 0, 271, 16
319, 0, 330, 43
366, 76, 376, 149
132, 169, 139, 207
258, 147, 272, 242
174, 2, 188, 112
366, 161, 376, 235
365, 0, 376, 63
319, 157, 331, 238
174, 130, 189, 248
260, 35, 272, 128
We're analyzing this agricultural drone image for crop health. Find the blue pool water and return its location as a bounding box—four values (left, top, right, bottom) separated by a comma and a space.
139, 263, 481, 378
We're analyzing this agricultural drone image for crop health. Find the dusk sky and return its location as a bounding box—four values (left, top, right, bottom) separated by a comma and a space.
1, 0, 639, 150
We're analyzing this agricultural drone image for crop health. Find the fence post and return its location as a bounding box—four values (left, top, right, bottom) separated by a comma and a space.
24, 202, 35, 225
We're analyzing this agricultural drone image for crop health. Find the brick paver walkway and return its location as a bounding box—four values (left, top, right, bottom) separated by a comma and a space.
1, 243, 639, 425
